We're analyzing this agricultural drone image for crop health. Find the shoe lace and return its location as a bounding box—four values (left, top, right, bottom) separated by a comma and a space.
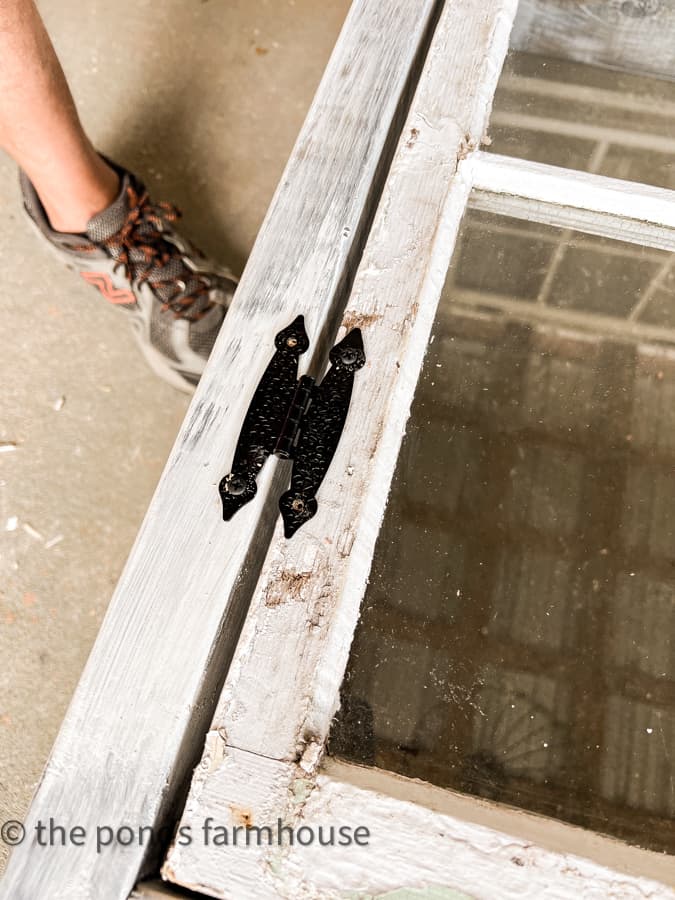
103, 185, 213, 321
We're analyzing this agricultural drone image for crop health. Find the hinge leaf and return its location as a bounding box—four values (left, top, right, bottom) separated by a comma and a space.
219, 319, 365, 537
219, 315, 309, 520
279, 328, 365, 537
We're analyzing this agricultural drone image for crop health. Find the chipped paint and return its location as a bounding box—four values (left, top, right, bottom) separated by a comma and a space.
342, 311, 382, 331
291, 778, 313, 804
299, 740, 323, 773
229, 805, 254, 829
406, 127, 420, 148
457, 132, 479, 161
265, 569, 312, 606
203, 729, 227, 773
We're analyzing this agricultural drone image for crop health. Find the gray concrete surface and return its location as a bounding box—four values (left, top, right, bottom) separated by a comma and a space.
0, 0, 349, 875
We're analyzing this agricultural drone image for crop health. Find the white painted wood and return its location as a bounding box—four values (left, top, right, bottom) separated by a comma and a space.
511, 0, 675, 81
322, 760, 675, 890
163, 2, 675, 896
164, 0, 524, 894
163, 748, 675, 898
184, 0, 518, 766
470, 152, 675, 251
163, 744, 299, 899
0, 2, 440, 898
282, 763, 675, 898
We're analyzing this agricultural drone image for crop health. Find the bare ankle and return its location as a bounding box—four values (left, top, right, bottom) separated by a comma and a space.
29, 152, 120, 233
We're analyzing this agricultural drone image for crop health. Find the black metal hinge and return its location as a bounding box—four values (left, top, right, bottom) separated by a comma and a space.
219, 316, 366, 538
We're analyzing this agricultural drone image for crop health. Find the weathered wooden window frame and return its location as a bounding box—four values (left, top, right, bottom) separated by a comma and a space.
3, 0, 675, 898
0, 1, 443, 897
158, 1, 675, 897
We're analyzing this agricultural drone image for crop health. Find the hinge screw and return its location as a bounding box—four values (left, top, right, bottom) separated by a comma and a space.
226, 475, 247, 496
340, 348, 360, 366
286, 336, 298, 348
291, 498, 305, 512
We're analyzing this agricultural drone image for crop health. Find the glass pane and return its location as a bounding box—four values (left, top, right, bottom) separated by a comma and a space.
486, 51, 675, 190
329, 209, 675, 854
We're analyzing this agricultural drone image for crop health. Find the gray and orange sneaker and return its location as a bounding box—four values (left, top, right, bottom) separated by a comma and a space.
20, 159, 237, 392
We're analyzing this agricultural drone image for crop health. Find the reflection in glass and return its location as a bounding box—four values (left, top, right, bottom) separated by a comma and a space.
487, 51, 675, 190
329, 211, 675, 854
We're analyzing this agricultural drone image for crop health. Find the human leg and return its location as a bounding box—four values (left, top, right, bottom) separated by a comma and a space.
0, 0, 119, 232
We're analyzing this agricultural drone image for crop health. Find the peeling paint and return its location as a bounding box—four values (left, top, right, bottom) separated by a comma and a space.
229, 804, 254, 829
203, 729, 227, 773
457, 132, 479, 161
265, 570, 312, 606
299, 740, 323, 773
291, 778, 313, 804
337, 529, 356, 558
342, 311, 382, 330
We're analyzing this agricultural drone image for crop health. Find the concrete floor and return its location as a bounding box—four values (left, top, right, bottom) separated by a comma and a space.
0, 0, 349, 875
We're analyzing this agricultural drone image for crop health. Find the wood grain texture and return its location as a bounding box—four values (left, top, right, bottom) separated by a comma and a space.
511, 0, 675, 80
164, 1, 675, 895
186, 0, 517, 765
470, 152, 675, 250
163, 748, 675, 899
163, 745, 299, 899
164, 0, 521, 893
280, 764, 675, 898
323, 761, 675, 890
0, 2, 439, 898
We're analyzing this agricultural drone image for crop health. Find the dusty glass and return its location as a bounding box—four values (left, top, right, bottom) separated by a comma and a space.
486, 51, 675, 191
329, 210, 675, 854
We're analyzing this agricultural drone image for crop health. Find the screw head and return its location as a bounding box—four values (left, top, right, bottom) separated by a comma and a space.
291, 497, 305, 513
340, 348, 359, 365
226, 474, 247, 496
286, 336, 298, 348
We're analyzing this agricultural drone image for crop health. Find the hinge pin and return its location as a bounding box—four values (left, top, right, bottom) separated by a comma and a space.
274, 375, 315, 459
